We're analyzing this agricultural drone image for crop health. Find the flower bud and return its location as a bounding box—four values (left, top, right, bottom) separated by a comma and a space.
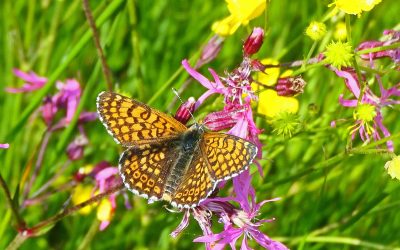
243, 27, 264, 56
197, 35, 223, 68
41, 96, 56, 127
203, 110, 237, 131
174, 97, 196, 125
276, 76, 306, 97
66, 134, 88, 161
305, 21, 327, 41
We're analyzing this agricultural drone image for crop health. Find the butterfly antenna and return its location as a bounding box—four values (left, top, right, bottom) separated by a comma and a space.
172, 88, 198, 124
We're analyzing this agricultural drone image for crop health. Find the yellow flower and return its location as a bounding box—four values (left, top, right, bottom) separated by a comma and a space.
353, 104, 376, 122
331, 0, 382, 15
97, 199, 113, 222
258, 89, 299, 118
305, 21, 327, 41
72, 185, 94, 215
385, 156, 400, 180
212, 0, 266, 36
254, 59, 299, 118
324, 41, 353, 69
334, 22, 347, 41
253, 58, 280, 91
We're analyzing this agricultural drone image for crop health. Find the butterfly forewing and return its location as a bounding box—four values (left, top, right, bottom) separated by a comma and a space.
119, 142, 181, 202
201, 132, 258, 180
97, 91, 187, 146
171, 149, 214, 208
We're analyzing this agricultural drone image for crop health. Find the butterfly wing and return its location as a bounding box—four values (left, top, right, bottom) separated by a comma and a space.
201, 132, 258, 181
119, 141, 181, 203
97, 91, 187, 146
171, 149, 215, 208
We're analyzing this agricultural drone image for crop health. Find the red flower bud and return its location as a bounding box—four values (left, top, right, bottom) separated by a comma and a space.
276, 76, 306, 97
243, 27, 264, 56
174, 97, 196, 125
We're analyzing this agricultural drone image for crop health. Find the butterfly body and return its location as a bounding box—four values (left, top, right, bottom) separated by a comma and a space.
97, 92, 257, 209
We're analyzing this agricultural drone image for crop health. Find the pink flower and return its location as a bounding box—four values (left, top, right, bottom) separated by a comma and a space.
5, 69, 47, 93
357, 30, 400, 64
333, 67, 400, 151
192, 172, 286, 250
52, 79, 82, 123
77, 161, 131, 231
0, 143, 9, 149
66, 132, 89, 161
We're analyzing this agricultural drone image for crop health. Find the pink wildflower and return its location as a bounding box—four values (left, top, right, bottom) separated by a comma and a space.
333, 67, 400, 151
5, 69, 47, 93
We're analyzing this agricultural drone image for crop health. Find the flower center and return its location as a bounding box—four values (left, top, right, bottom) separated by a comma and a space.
353, 104, 376, 122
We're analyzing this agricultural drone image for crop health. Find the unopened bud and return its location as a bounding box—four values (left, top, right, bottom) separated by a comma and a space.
66, 134, 88, 161
276, 76, 306, 97
197, 35, 223, 67
174, 97, 196, 125
41, 96, 56, 127
203, 110, 237, 131
243, 27, 264, 56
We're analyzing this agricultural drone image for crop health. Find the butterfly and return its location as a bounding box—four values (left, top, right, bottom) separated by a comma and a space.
96, 91, 257, 209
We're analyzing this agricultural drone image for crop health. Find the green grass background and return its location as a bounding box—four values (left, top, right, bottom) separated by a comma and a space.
1, 0, 399, 249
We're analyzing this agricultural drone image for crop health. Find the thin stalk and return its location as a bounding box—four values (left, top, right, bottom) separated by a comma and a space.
23, 131, 52, 200
6, 184, 124, 250
82, 0, 113, 91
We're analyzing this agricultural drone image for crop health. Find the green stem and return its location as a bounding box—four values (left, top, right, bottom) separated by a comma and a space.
77, 220, 100, 250
301, 41, 318, 71
357, 42, 400, 55
345, 15, 364, 104
82, 0, 113, 91
24, 0, 35, 52
147, 66, 184, 106
39, 1, 63, 74
282, 236, 400, 250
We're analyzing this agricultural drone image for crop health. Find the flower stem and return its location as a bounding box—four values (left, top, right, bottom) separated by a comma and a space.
82, 0, 113, 91
301, 41, 318, 71
6, 183, 124, 249
357, 42, 400, 55
0, 173, 25, 229
23, 131, 52, 200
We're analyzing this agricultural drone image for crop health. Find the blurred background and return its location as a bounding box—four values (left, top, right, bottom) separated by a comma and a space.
0, 0, 399, 249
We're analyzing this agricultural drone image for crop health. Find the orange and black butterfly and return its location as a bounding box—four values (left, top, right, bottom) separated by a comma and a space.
96, 92, 257, 209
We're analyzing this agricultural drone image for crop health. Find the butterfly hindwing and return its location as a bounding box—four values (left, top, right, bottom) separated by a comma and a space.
119, 141, 181, 203
201, 132, 258, 181
171, 149, 215, 208
97, 91, 187, 146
